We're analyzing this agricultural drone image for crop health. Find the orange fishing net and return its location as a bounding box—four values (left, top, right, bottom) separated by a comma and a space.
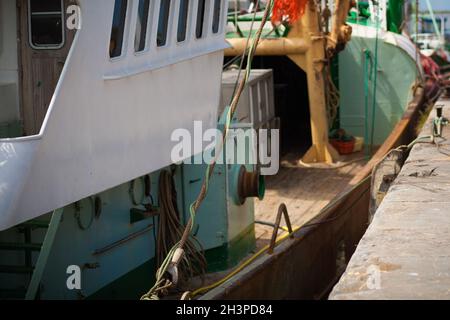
271, 0, 308, 24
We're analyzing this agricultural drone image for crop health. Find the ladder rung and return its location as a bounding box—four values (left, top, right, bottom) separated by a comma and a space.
0, 288, 27, 300
0, 265, 34, 274
0, 243, 42, 251
17, 220, 50, 229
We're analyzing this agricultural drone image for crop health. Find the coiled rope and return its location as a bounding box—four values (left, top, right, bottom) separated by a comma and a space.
156, 171, 206, 284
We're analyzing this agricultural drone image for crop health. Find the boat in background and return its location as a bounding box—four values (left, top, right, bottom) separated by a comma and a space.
413, 33, 443, 56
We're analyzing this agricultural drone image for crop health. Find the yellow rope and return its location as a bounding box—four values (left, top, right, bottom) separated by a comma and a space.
188, 225, 299, 299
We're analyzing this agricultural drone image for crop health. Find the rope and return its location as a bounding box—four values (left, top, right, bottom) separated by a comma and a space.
298, 156, 366, 169
322, 0, 340, 129
156, 171, 206, 280
234, 0, 238, 34
425, 0, 443, 47
415, 0, 419, 80
141, 0, 275, 301
325, 61, 340, 129
229, 0, 261, 105
370, 1, 381, 154
364, 49, 373, 157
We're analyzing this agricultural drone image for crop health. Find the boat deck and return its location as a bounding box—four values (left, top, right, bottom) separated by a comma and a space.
254, 150, 367, 250
330, 97, 450, 300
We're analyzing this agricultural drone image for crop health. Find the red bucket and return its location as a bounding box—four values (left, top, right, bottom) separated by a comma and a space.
330, 138, 355, 155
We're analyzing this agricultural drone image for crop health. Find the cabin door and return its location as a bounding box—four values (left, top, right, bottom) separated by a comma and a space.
18, 0, 75, 135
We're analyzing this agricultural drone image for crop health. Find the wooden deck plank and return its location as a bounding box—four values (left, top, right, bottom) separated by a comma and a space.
254, 150, 367, 248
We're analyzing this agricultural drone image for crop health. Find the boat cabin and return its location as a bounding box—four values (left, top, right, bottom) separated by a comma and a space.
0, 0, 228, 230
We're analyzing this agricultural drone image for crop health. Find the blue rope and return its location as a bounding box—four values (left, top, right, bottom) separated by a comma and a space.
370, 3, 381, 153
363, 49, 373, 158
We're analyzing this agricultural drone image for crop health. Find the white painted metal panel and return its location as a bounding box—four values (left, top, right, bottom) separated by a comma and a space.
220, 69, 275, 129
0, 0, 230, 230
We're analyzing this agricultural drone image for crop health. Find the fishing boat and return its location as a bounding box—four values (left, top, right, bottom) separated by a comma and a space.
0, 0, 438, 300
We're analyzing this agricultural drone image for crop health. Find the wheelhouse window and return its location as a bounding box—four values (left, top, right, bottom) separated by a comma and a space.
195, 0, 206, 39
212, 0, 221, 34
110, 0, 128, 58
177, 0, 189, 42
28, 0, 65, 49
157, 0, 171, 47
135, 0, 151, 52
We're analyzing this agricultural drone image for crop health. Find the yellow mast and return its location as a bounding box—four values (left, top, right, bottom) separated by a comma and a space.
224, 0, 351, 164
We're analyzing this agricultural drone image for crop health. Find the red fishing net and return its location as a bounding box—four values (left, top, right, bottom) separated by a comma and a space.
271, 0, 308, 24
